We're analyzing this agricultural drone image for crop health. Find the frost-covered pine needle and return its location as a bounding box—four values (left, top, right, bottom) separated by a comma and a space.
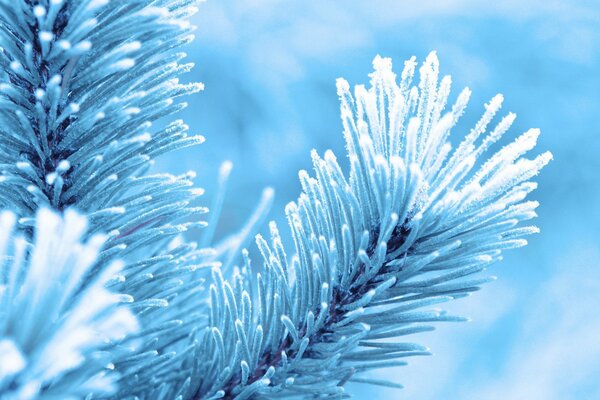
193, 53, 552, 399
0, 209, 137, 399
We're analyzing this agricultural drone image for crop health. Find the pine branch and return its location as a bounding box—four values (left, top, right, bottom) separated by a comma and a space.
0, 208, 138, 399
0, 0, 204, 220
0, 1, 213, 397
195, 53, 552, 399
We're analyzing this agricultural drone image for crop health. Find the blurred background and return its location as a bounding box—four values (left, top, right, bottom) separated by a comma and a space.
158, 1, 600, 398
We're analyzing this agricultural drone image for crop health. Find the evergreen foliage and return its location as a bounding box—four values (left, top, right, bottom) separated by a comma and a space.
193, 54, 551, 398
0, 2, 550, 399
0, 209, 138, 399
0, 1, 212, 398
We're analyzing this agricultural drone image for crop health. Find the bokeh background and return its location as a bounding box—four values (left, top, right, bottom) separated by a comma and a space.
159, 1, 600, 398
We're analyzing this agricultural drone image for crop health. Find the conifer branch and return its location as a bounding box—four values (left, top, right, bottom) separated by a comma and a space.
0, 209, 138, 398
194, 53, 551, 399
0, 1, 213, 397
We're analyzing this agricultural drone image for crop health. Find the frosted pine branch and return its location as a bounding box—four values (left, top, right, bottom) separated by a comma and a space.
0, 2, 214, 397
0, 209, 138, 399
195, 53, 552, 398
0, 1, 205, 224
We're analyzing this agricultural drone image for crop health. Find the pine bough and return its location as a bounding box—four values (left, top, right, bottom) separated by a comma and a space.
192, 53, 552, 398
0, 209, 138, 399
0, 1, 551, 399
0, 1, 212, 398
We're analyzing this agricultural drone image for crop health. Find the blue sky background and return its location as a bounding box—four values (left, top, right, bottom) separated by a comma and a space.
157, 1, 600, 398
